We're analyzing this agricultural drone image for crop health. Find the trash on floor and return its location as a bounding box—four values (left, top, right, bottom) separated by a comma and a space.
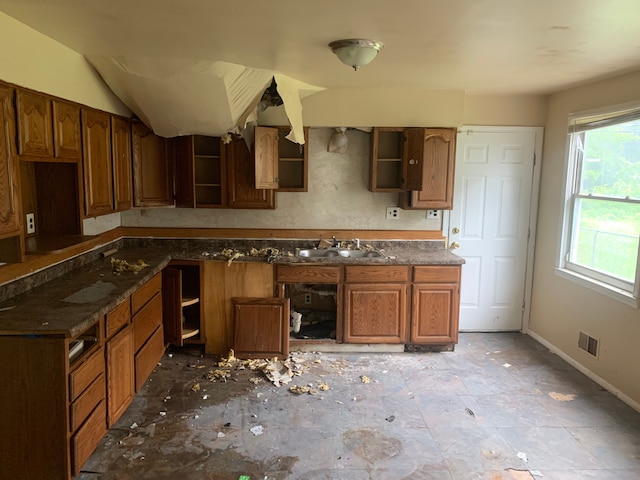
360, 375, 371, 383
249, 425, 264, 436
517, 451, 528, 462
548, 392, 576, 402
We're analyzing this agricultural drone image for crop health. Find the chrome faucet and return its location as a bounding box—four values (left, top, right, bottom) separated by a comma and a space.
331, 235, 341, 248
353, 238, 361, 249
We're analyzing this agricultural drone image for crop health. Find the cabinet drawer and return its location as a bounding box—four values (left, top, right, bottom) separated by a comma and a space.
413, 265, 461, 283
71, 400, 107, 476
135, 325, 165, 391
69, 348, 104, 401
345, 265, 409, 283
276, 265, 341, 283
133, 292, 162, 352
131, 272, 162, 314
70, 372, 105, 432
105, 297, 131, 339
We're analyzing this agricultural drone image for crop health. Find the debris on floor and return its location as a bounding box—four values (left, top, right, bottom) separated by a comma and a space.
548, 392, 576, 402
360, 375, 371, 383
465, 407, 475, 417
249, 425, 264, 436
517, 451, 528, 462
505, 469, 538, 479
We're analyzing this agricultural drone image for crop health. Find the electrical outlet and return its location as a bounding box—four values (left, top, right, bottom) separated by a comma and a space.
304, 293, 312, 304
426, 209, 440, 219
386, 207, 400, 220
26, 213, 35, 234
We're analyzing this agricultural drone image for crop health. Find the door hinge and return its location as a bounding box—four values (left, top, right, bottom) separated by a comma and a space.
533, 153, 536, 166
522, 299, 526, 313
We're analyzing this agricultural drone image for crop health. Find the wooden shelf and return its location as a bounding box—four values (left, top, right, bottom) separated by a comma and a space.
182, 326, 200, 340
181, 296, 199, 308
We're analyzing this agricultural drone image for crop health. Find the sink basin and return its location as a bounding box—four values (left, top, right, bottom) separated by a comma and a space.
296, 248, 385, 259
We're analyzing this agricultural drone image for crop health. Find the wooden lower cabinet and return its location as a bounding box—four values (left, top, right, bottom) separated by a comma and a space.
0, 273, 165, 480
411, 266, 461, 345
343, 266, 408, 344
344, 283, 407, 343
106, 323, 135, 427
132, 273, 165, 392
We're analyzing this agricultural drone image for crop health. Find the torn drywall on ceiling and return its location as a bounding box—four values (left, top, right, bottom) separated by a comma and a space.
85, 57, 325, 144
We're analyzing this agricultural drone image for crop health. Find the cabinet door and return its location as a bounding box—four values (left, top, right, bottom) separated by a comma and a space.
254, 126, 279, 189
401, 128, 456, 210
16, 90, 54, 158
132, 122, 173, 207
343, 283, 407, 343
52, 100, 81, 160
174, 135, 196, 207
82, 109, 114, 217
162, 266, 184, 346
111, 116, 133, 211
227, 136, 275, 209
403, 128, 427, 191
411, 283, 460, 344
106, 324, 135, 427
0, 85, 20, 238
232, 297, 289, 359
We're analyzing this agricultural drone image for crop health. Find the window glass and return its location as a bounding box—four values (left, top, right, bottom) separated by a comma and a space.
564, 115, 640, 295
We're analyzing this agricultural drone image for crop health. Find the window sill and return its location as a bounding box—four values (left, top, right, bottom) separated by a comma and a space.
554, 267, 639, 309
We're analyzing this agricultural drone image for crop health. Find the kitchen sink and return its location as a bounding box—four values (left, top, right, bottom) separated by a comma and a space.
295, 248, 385, 259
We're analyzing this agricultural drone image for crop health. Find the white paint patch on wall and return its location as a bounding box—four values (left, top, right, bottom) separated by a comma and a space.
83, 212, 121, 235
121, 128, 440, 232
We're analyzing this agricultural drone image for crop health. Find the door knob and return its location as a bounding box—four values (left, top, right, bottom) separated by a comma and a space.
452, 227, 459, 234
450, 241, 460, 249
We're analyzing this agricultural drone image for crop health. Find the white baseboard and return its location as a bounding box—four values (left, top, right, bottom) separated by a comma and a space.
527, 330, 640, 414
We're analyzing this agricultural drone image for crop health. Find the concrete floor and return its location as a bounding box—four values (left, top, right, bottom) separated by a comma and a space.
79, 333, 640, 479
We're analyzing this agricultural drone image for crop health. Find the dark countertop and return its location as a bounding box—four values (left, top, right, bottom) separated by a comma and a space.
0, 249, 171, 337
0, 242, 463, 338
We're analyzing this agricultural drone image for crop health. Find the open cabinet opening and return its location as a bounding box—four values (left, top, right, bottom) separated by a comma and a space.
286, 283, 338, 341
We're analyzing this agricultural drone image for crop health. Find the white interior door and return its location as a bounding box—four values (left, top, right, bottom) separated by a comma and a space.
446, 127, 542, 331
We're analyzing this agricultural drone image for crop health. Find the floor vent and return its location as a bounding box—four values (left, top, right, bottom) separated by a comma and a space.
578, 331, 599, 357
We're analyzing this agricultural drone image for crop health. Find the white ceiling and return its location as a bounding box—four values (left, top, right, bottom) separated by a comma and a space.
1, 0, 640, 96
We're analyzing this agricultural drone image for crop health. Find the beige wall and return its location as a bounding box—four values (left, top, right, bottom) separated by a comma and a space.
529, 69, 640, 407
0, 12, 129, 115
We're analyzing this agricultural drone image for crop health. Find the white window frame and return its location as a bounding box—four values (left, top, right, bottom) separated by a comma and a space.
556, 102, 640, 308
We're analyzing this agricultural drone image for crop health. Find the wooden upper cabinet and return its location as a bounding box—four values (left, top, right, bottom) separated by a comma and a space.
52, 100, 81, 160
400, 128, 457, 210
370, 127, 423, 192
111, 116, 133, 211
0, 85, 20, 239
16, 90, 54, 158
174, 135, 226, 208
131, 122, 173, 207
82, 109, 114, 217
227, 135, 275, 209
254, 126, 279, 189
277, 126, 308, 192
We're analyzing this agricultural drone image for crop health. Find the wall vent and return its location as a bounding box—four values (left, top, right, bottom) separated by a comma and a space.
578, 331, 599, 358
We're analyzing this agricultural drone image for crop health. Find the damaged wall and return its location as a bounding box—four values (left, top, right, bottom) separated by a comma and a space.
120, 128, 442, 231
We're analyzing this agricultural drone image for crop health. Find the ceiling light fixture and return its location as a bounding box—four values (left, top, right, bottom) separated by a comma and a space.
328, 39, 384, 71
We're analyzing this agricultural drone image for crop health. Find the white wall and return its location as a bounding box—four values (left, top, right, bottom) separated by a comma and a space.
529, 69, 640, 407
